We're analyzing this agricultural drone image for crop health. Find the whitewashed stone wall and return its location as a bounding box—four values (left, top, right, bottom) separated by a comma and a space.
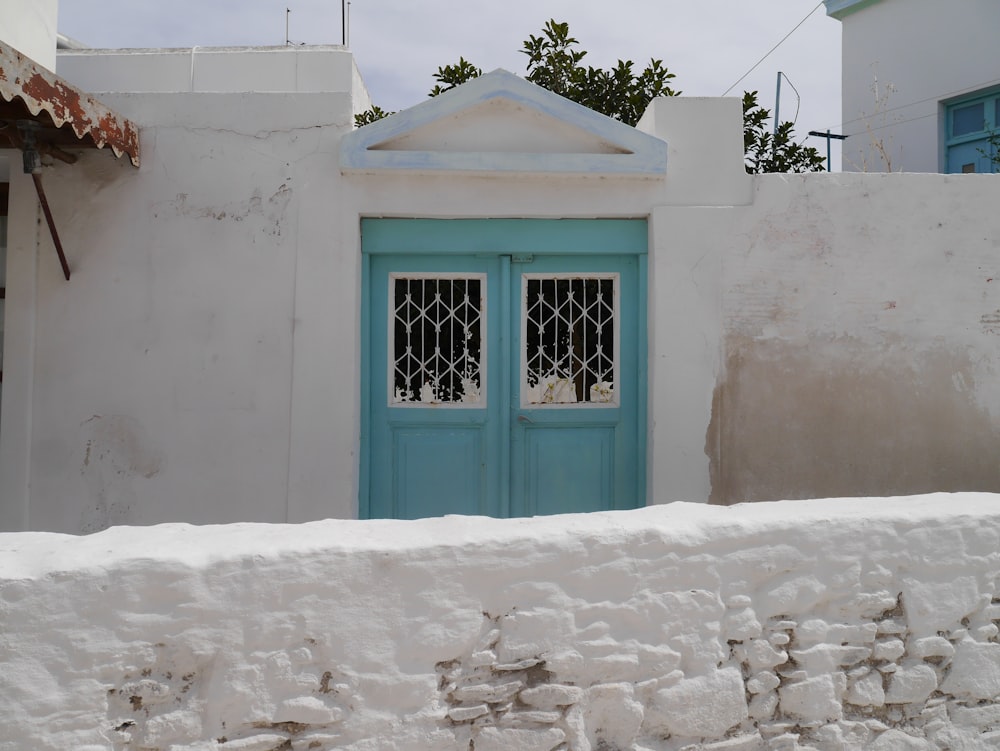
4, 494, 1000, 750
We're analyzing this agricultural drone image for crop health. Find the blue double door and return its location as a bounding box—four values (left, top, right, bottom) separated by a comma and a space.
362, 219, 646, 519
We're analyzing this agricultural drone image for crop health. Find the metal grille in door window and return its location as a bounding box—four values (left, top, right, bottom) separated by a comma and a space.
390, 274, 485, 405
523, 274, 618, 405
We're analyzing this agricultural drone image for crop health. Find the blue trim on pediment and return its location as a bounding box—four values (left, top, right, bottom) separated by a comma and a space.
340, 69, 667, 177
825, 0, 883, 20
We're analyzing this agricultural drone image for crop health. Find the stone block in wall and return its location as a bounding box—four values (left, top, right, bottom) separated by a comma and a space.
940, 638, 1000, 700
910, 635, 955, 660
759, 573, 828, 616
884, 662, 938, 705
724, 604, 763, 641
473, 726, 566, 751
217, 734, 291, 750
872, 637, 906, 662
788, 643, 872, 672
746, 670, 780, 694
778, 673, 846, 722
948, 702, 1000, 728
496, 609, 575, 664
648, 667, 747, 738
868, 728, 934, 750
700, 733, 766, 750
902, 576, 981, 637
582, 682, 643, 750
736, 637, 788, 671
519, 684, 584, 709
846, 669, 885, 707
748, 689, 779, 721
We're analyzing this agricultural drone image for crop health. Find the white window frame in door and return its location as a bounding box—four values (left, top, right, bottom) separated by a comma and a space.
520, 271, 621, 409
386, 271, 488, 408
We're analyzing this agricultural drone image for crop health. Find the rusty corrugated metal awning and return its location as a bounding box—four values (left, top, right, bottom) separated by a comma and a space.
0, 39, 140, 166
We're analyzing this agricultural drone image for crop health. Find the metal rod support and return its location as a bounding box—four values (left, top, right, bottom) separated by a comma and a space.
31, 172, 71, 281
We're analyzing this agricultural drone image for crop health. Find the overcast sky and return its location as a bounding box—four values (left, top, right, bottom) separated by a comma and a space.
57, 0, 844, 168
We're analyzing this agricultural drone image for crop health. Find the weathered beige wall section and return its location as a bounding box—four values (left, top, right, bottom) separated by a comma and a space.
709, 173, 1000, 503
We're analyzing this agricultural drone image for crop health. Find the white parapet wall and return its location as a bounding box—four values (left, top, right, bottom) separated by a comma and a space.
3, 495, 1000, 750
0, 0, 57, 70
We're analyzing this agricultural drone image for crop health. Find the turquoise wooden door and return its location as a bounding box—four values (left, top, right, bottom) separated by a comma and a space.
946, 139, 995, 174
362, 219, 646, 519
510, 254, 641, 516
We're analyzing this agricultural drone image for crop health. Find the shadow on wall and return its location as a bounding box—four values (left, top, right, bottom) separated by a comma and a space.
707, 336, 1000, 504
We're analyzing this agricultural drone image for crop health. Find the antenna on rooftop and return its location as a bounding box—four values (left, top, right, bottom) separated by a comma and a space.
285, 7, 305, 45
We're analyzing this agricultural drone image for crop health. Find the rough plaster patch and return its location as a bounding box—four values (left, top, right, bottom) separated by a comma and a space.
77, 414, 163, 532
156, 182, 292, 243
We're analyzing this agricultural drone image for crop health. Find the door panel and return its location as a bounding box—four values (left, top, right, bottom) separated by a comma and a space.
369, 254, 503, 519
522, 426, 615, 514
394, 427, 485, 518
947, 139, 993, 173
362, 219, 645, 519
510, 255, 640, 517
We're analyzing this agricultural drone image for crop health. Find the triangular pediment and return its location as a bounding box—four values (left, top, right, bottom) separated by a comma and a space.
340, 69, 666, 176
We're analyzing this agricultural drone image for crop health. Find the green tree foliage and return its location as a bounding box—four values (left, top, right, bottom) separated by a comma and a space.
428, 57, 483, 97
978, 131, 1000, 172
354, 19, 824, 174
520, 20, 676, 127
353, 104, 395, 127
742, 91, 827, 174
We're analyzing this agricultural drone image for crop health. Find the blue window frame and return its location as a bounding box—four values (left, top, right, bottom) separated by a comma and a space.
945, 89, 1000, 173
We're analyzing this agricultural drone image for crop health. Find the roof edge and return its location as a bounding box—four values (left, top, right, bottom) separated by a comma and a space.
1, 39, 140, 166
825, 0, 884, 20
340, 69, 667, 177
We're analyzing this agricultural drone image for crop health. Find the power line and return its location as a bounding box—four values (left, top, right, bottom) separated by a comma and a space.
722, 1, 824, 96
846, 109, 938, 135
837, 75, 1000, 131
781, 72, 802, 125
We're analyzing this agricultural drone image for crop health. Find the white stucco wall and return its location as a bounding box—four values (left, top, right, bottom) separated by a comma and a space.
1, 47, 362, 531
832, 0, 1000, 172
4, 495, 1000, 750
3, 46, 1000, 531
57, 46, 366, 100
0, 54, 751, 531
0, 0, 57, 70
